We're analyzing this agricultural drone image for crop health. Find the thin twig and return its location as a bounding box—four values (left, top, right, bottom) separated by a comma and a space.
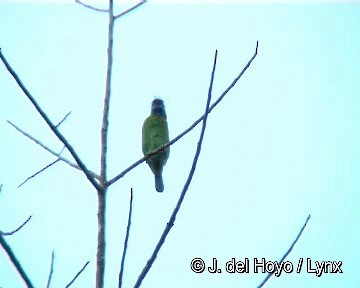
46, 251, 55, 288
75, 0, 108, 12
18, 159, 60, 188
134, 50, 217, 287
114, 0, 146, 19
0, 49, 101, 191
0, 184, 2, 193
65, 261, 90, 288
118, 188, 134, 288
0, 235, 35, 288
18, 147, 66, 188
55, 111, 72, 128
59, 146, 66, 155
1, 215, 32, 236
7, 120, 100, 180
107, 41, 258, 187
257, 214, 311, 287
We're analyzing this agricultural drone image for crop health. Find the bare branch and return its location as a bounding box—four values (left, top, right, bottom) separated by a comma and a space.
55, 111, 72, 128
118, 188, 134, 288
0, 49, 101, 191
0, 235, 35, 288
257, 214, 311, 287
114, 1, 146, 19
59, 146, 66, 154
46, 251, 55, 288
96, 1, 114, 286
18, 159, 60, 188
7, 120, 100, 181
134, 50, 217, 287
0, 184, 2, 193
1, 215, 32, 236
75, 0, 108, 12
18, 147, 66, 188
100, 0, 115, 184
107, 41, 259, 187
65, 261, 90, 288
96, 191, 106, 288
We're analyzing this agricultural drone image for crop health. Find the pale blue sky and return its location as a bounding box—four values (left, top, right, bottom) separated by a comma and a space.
1, 3, 360, 288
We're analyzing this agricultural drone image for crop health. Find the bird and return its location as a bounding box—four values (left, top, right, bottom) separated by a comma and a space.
142, 98, 170, 192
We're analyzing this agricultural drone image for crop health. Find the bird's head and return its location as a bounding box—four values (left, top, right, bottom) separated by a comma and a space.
151, 98, 167, 119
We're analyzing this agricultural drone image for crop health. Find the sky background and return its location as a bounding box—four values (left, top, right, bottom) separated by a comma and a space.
1, 2, 360, 288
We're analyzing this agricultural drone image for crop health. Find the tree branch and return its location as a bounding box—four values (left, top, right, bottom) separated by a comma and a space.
18, 147, 65, 188
75, 0, 108, 12
18, 159, 60, 188
7, 120, 100, 181
118, 188, 134, 288
0, 48, 101, 191
107, 41, 258, 187
134, 50, 217, 287
257, 214, 311, 287
1, 215, 32, 236
46, 251, 55, 288
55, 111, 72, 128
0, 235, 35, 288
96, 0, 114, 286
96, 190, 106, 288
65, 260, 90, 288
114, 1, 146, 19
100, 0, 115, 184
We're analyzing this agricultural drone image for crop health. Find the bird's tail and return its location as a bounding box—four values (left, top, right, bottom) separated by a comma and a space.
155, 174, 164, 192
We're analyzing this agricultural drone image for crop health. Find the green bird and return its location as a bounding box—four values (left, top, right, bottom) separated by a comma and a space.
142, 98, 170, 192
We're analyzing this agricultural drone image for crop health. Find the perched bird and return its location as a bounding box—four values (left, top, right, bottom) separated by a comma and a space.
142, 98, 170, 192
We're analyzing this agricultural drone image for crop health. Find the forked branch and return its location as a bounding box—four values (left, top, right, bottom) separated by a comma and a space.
0, 215, 33, 286
114, 1, 146, 19
75, 0, 146, 18
0, 49, 101, 191
7, 120, 100, 181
